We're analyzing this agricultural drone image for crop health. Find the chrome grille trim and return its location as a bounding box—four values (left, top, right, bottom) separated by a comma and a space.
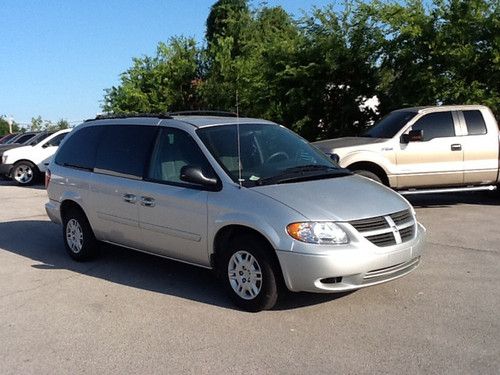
364, 256, 421, 281
348, 209, 416, 247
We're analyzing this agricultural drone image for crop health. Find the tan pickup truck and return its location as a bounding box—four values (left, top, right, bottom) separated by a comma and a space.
314, 105, 500, 194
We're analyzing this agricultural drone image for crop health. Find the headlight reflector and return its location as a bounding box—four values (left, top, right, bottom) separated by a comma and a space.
287, 222, 348, 244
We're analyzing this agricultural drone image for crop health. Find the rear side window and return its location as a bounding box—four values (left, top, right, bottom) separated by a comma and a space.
55, 127, 103, 169
411, 112, 455, 141
463, 110, 487, 135
45, 132, 68, 147
95, 125, 157, 179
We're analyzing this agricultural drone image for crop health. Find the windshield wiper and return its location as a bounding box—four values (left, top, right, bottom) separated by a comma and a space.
257, 165, 351, 186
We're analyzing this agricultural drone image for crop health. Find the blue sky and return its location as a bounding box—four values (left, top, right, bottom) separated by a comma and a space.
0, 0, 334, 126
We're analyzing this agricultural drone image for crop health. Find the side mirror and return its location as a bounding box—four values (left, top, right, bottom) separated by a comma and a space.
401, 129, 423, 143
180, 166, 219, 189
329, 153, 340, 164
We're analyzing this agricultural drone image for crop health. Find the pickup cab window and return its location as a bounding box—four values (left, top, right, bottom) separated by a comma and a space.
463, 110, 487, 135
411, 112, 455, 141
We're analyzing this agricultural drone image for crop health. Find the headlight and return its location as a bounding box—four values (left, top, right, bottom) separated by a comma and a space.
287, 222, 349, 244
1, 155, 7, 164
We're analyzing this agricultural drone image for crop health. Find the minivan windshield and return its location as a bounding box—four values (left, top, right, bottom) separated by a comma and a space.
197, 123, 351, 187
364, 110, 417, 138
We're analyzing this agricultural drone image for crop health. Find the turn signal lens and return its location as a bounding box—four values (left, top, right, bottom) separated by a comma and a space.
287, 222, 348, 244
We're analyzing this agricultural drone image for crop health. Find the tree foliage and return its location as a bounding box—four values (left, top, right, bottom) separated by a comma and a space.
103, 0, 499, 140
0, 116, 20, 136
29, 116, 70, 131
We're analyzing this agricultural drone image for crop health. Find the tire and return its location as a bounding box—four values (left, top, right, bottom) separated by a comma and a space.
353, 169, 382, 184
12, 161, 39, 186
221, 234, 280, 312
62, 208, 98, 261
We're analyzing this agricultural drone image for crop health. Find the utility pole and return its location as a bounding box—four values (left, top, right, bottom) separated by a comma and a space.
6, 116, 14, 133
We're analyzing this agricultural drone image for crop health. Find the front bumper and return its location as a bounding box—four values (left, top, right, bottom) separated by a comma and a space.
276, 223, 426, 293
0, 163, 12, 177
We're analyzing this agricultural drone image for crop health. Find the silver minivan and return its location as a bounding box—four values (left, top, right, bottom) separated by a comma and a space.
45, 114, 425, 311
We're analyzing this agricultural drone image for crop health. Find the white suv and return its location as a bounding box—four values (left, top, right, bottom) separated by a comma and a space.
0, 128, 70, 185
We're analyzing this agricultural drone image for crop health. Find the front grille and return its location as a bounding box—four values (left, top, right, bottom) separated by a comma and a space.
365, 232, 397, 247
399, 225, 415, 242
391, 210, 413, 225
350, 216, 389, 232
349, 209, 415, 247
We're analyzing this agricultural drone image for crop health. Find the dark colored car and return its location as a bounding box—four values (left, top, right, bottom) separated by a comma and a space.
0, 133, 19, 144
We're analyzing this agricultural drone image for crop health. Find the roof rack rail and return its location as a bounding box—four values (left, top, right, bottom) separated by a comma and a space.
85, 112, 173, 122
169, 110, 238, 117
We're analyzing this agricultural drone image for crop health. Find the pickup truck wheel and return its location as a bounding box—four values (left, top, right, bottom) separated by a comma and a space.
12, 161, 39, 186
62, 208, 98, 261
353, 169, 382, 184
222, 234, 279, 312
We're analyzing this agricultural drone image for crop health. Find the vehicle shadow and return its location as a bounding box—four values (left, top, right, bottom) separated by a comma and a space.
0, 179, 46, 190
0, 220, 344, 312
406, 190, 499, 208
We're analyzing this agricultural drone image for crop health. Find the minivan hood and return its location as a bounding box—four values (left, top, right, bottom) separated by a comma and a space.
313, 137, 386, 153
253, 175, 410, 222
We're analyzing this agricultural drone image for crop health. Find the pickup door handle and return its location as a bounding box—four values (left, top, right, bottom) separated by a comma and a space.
451, 144, 462, 151
141, 197, 156, 207
123, 194, 137, 204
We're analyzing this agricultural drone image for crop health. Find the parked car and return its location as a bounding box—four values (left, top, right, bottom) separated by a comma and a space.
45, 114, 425, 311
1, 132, 38, 147
0, 129, 70, 185
314, 105, 500, 194
0, 133, 19, 144
0, 131, 41, 153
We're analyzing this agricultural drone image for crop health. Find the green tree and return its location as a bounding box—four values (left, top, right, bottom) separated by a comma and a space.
46, 119, 70, 131
0, 116, 21, 135
30, 116, 45, 131
103, 37, 203, 113
369, 0, 499, 115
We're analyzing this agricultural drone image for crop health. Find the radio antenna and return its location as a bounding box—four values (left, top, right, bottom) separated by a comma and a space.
236, 89, 243, 188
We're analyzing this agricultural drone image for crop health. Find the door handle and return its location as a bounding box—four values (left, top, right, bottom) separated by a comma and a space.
141, 196, 156, 207
123, 193, 137, 204
451, 144, 462, 151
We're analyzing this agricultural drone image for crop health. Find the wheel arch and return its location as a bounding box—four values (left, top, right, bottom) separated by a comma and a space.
60, 199, 86, 221
346, 161, 389, 186
211, 225, 284, 282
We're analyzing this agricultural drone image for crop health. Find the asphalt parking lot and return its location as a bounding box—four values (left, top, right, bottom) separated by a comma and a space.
0, 179, 499, 374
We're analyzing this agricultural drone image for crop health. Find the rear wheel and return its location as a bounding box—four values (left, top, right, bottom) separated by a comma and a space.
221, 234, 280, 312
353, 169, 382, 184
12, 161, 39, 186
62, 208, 98, 261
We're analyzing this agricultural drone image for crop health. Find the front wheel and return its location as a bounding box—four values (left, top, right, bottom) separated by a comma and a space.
12, 161, 39, 186
222, 235, 280, 312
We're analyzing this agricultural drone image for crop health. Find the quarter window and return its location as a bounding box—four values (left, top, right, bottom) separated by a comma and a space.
55, 126, 103, 170
95, 125, 158, 179
463, 110, 487, 135
411, 112, 455, 141
148, 128, 213, 186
